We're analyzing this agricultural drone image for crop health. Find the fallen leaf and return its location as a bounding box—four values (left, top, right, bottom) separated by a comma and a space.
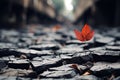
74, 24, 94, 42
52, 24, 61, 31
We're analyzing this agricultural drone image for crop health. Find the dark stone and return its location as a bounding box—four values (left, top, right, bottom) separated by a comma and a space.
8, 59, 29, 69
92, 50, 120, 62
91, 62, 120, 77
0, 49, 21, 57
0, 60, 8, 72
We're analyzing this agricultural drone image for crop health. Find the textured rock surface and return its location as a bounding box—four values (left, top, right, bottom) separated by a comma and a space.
0, 25, 120, 79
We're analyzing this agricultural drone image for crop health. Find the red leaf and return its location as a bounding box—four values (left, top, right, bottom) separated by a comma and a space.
74, 24, 94, 42
82, 24, 91, 37
86, 31, 94, 41
74, 29, 85, 41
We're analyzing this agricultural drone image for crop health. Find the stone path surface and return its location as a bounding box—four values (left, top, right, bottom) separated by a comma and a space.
0, 25, 120, 80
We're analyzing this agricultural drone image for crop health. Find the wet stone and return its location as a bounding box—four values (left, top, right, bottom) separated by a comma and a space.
31, 58, 60, 67
32, 57, 43, 61
0, 69, 33, 78
0, 76, 25, 80
90, 62, 120, 77
66, 40, 94, 45
94, 33, 103, 39
49, 64, 73, 71
59, 54, 72, 59
75, 75, 101, 80
17, 42, 28, 48
0, 49, 22, 57
65, 44, 81, 48
95, 37, 115, 44
46, 33, 63, 40
0, 56, 16, 61
0, 43, 17, 49
29, 43, 60, 50
66, 44, 88, 49
105, 46, 120, 51
91, 62, 120, 71
8, 59, 29, 69
31, 61, 43, 67
92, 50, 120, 62
66, 40, 83, 45
93, 50, 120, 56
73, 51, 91, 57
89, 47, 105, 51
17, 49, 54, 56
0, 60, 8, 73
56, 47, 83, 55
41, 70, 76, 78
41, 55, 55, 59
0, 26, 120, 79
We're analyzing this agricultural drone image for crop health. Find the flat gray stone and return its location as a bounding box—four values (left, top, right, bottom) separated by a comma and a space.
0, 68, 32, 77
106, 46, 120, 51
96, 37, 115, 44
91, 62, 120, 71
75, 75, 101, 80
93, 50, 120, 56
29, 43, 60, 50
42, 70, 76, 78
17, 49, 53, 55
56, 47, 83, 55
31, 58, 60, 67
49, 64, 73, 71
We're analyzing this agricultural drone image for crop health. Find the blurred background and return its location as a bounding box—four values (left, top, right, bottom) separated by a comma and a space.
0, 0, 120, 28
